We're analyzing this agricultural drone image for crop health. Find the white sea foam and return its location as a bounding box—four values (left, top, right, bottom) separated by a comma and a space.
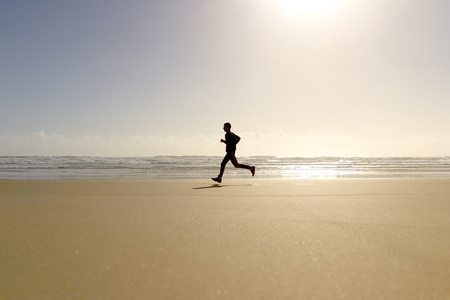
0, 156, 449, 180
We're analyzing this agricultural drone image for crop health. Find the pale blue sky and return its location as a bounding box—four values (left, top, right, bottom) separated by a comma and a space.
1, 0, 449, 156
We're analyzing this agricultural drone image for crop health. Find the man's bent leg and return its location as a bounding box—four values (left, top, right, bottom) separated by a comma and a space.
229, 153, 252, 170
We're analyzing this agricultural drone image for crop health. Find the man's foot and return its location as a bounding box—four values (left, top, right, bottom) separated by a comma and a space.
212, 177, 222, 183
250, 166, 255, 177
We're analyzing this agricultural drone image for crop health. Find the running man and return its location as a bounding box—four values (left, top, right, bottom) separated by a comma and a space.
212, 123, 255, 183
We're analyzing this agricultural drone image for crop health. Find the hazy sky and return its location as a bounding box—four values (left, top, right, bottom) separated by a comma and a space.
1, 0, 449, 156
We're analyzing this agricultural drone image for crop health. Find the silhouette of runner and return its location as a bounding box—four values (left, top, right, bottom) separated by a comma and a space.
212, 123, 255, 183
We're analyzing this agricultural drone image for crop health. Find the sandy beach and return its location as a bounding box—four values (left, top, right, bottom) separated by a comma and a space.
1, 179, 449, 299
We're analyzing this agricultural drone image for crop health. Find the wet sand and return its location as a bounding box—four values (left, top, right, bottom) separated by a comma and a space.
1, 179, 449, 299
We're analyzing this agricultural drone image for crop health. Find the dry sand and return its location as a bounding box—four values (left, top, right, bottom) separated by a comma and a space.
1, 179, 449, 299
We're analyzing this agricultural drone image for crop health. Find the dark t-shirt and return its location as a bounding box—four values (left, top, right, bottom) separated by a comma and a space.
225, 131, 240, 153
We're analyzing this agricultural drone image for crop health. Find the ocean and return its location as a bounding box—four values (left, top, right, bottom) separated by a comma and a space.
1, 156, 449, 180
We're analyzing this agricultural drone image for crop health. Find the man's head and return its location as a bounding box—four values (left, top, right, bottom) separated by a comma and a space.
223, 122, 231, 132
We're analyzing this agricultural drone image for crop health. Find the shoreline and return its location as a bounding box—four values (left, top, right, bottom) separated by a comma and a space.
2, 179, 449, 299
2, 176, 450, 182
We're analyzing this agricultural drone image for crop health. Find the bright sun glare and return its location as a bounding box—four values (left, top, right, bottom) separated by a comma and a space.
282, 0, 341, 18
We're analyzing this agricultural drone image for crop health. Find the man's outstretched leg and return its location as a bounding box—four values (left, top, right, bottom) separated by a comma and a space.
212, 154, 231, 183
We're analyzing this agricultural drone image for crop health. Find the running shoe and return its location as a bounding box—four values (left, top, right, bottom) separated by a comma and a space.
212, 177, 222, 183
